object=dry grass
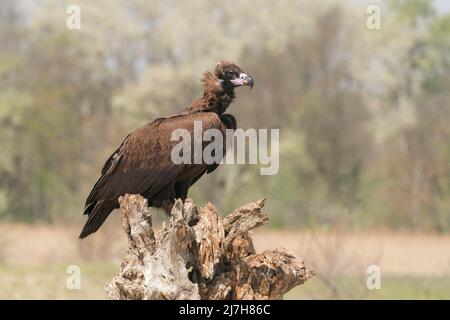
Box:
[252,229,450,276]
[1,222,449,275]
[0,220,449,299]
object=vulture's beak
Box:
[231,73,254,89]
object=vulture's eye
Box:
[226,70,236,78]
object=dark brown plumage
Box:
[79,61,254,238]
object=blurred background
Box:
[0,0,449,299]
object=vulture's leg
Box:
[174,180,191,201]
[161,199,175,215]
[149,182,176,215]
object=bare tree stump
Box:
[105,194,314,300]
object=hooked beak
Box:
[230,73,254,89]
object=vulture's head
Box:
[214,61,254,91]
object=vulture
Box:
[79,61,254,238]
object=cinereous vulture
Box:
[80,61,254,238]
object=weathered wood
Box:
[105,194,314,300]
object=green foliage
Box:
[286,275,450,299]
[0,0,449,231]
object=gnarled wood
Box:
[105,194,314,300]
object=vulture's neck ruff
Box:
[187,71,236,115]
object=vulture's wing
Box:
[80,112,224,238]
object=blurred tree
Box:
[0,0,448,232]
[375,0,450,231]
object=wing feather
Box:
[83,111,225,222]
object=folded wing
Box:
[80,112,225,238]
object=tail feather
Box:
[79,200,115,239]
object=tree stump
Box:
[105,194,314,300]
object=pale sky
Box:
[434,0,450,14]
